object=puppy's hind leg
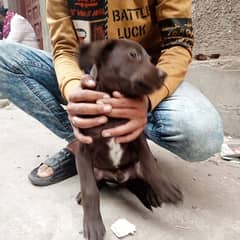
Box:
[138,135,183,205]
[125,179,162,211]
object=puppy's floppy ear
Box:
[98,40,117,64]
[78,41,105,72]
[78,40,117,72]
[79,42,100,73]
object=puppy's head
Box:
[79,39,166,97]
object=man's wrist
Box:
[63,79,81,101]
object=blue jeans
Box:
[0,41,224,161]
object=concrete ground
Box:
[0,105,240,240]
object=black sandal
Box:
[28,148,77,186]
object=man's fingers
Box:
[80,77,96,89]
[97,98,139,108]
[97,96,145,109]
[71,116,108,129]
[72,126,93,144]
[115,127,144,143]
[102,120,145,138]
[67,102,112,115]
[112,91,124,98]
[69,89,110,103]
[107,108,147,119]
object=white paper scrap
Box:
[111,218,136,238]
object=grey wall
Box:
[192,0,240,56]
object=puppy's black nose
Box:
[158,69,167,80]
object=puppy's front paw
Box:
[83,214,106,240]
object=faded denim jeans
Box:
[0,41,224,161]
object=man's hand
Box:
[97,91,149,143]
[67,77,112,144]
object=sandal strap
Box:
[43,148,75,170]
[28,148,77,186]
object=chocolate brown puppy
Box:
[75,39,183,240]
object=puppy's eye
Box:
[128,49,138,59]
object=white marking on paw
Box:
[107,138,123,168]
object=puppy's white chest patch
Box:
[107,138,123,167]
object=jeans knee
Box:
[0,40,9,50]
[0,41,21,76]
[177,112,224,161]
[146,104,224,162]
[0,41,18,57]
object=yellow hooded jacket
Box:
[46,0,193,110]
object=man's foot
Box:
[28,141,78,186]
